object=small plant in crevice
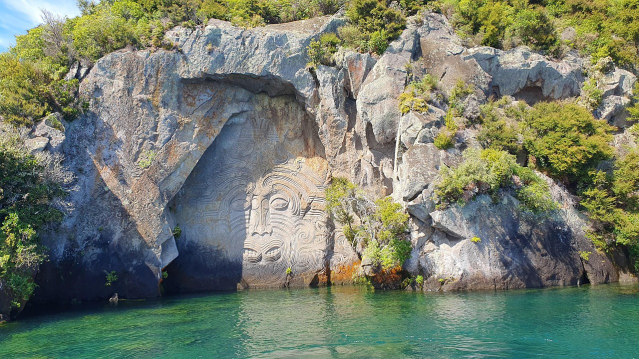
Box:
[162,271,169,279]
[138,150,156,169]
[471,236,481,243]
[286,267,292,276]
[105,271,118,286]
[172,225,182,239]
[307,32,340,68]
[579,251,592,261]
[398,73,437,115]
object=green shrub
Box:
[172,225,182,239]
[398,74,438,114]
[449,79,474,111]
[138,150,156,169]
[581,78,604,110]
[579,251,591,261]
[326,177,411,271]
[524,102,614,183]
[434,131,455,150]
[345,0,407,55]
[477,101,523,154]
[436,148,556,213]
[307,32,340,67]
[105,271,118,286]
[510,7,558,51]
[0,129,66,308]
[338,24,366,49]
[471,236,481,243]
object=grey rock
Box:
[417,182,618,291]
[467,47,584,102]
[595,95,630,123]
[418,13,491,99]
[395,143,461,201]
[357,24,418,145]
[25,137,49,152]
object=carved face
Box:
[172,108,328,286]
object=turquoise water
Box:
[1,284,638,358]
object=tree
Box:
[326,177,410,271]
[0,126,69,309]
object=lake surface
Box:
[1,284,638,358]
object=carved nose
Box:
[249,197,272,235]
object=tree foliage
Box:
[0,128,67,308]
[326,177,410,271]
[524,102,614,183]
[436,148,557,214]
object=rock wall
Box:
[10,11,633,312]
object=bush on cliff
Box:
[326,177,410,272]
[523,102,614,184]
[436,148,557,214]
[0,126,68,309]
[436,0,639,66]
[580,147,639,270]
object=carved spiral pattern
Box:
[171,96,329,287]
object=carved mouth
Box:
[262,246,281,262]
[243,248,262,263]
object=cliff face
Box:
[12,11,635,310]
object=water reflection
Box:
[1,285,639,358]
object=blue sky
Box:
[0,0,80,52]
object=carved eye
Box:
[230,196,251,211]
[270,196,289,211]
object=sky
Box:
[0,0,80,52]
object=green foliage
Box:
[471,236,481,243]
[581,78,604,110]
[579,251,591,261]
[307,33,340,67]
[579,145,639,267]
[344,0,407,55]
[434,108,458,150]
[436,148,557,213]
[524,102,614,183]
[286,267,292,275]
[172,225,182,239]
[0,130,66,308]
[0,54,53,127]
[162,270,169,279]
[444,0,639,64]
[105,271,118,286]
[326,177,411,271]
[510,6,558,51]
[399,74,437,114]
[415,274,424,285]
[449,79,474,111]
[628,83,639,122]
[477,100,523,154]
[434,131,455,150]
[138,150,156,169]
